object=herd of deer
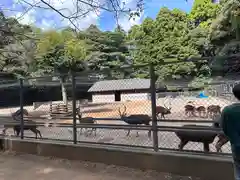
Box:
[184,101,221,118]
[1,103,229,153]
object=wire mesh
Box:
[0,64,237,155]
[157,129,231,154]
[156,83,234,154]
[75,125,153,147]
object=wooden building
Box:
[88,78,153,103]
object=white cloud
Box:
[118,10,144,31]
[14,9,36,25]
[118,0,144,31]
[7,0,142,31]
[12,0,102,30]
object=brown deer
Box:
[156,102,172,119]
[14,120,42,139]
[207,105,221,118]
[76,107,97,136]
[184,101,196,117]
[196,106,206,118]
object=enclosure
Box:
[0,62,237,156]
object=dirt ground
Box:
[60,96,233,124]
[0,152,201,180]
[0,96,233,124]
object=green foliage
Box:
[189,0,220,28]
[0,0,239,89]
[128,7,201,82]
[35,30,88,74]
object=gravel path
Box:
[0,152,201,180]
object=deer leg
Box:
[89,128,93,135]
[94,128,97,136]
[161,114,165,119]
[216,137,228,153]
[85,128,90,137]
[37,129,42,139]
[2,128,6,135]
[126,129,130,136]
[203,142,210,152]
[148,130,151,138]
[30,128,38,139]
[15,129,19,136]
[178,139,188,150]
[136,129,139,137]
[215,142,222,153]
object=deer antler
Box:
[118,107,122,116]
[118,104,127,116]
[163,97,169,109]
[123,104,127,114]
[163,96,172,110]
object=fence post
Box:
[71,72,77,144]
[19,78,24,139]
[150,64,158,151]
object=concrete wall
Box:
[92,94,115,103]
[121,93,150,102]
[0,137,234,180]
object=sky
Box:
[0,0,194,32]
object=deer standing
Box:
[77,108,97,136]
[184,101,196,117]
[196,106,206,118]
[207,105,221,118]
[156,98,172,119]
[118,105,151,137]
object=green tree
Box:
[128,8,199,81]
[209,0,240,76]
[0,11,36,78]
[82,25,129,79]
[35,30,88,104]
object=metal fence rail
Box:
[0,120,231,155]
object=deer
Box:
[156,106,171,119]
[156,98,172,119]
[13,120,42,139]
[68,108,96,137]
[2,108,42,139]
[118,105,152,137]
[207,105,221,118]
[175,121,220,152]
[76,109,97,136]
[184,101,196,117]
[2,108,28,135]
[196,106,206,118]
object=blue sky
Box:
[0,0,194,31]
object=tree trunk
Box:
[60,76,68,105]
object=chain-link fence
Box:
[0,63,236,155]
